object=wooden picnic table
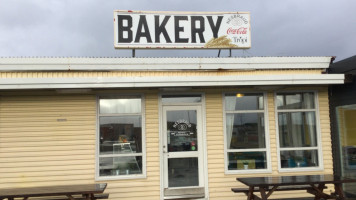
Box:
[236,174,356,200]
[0,183,108,200]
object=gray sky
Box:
[0,0,355,61]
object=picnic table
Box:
[233,174,356,200]
[0,183,108,200]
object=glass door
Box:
[162,106,204,189]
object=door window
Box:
[163,107,203,189]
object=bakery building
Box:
[0,11,347,200]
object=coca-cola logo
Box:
[227,27,247,35]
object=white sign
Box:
[114,11,251,49]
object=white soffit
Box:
[0,74,344,89]
[0,57,333,71]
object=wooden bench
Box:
[232,185,327,200]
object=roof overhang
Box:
[0,57,334,71]
[0,74,344,90]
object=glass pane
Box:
[99,156,142,176]
[228,152,267,170]
[278,112,317,148]
[167,110,198,152]
[168,158,198,187]
[225,93,264,111]
[335,104,356,196]
[162,95,202,104]
[226,113,265,149]
[100,97,141,114]
[280,150,318,168]
[277,92,315,110]
[100,116,142,155]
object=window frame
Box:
[223,92,271,174]
[95,94,146,181]
[275,91,324,172]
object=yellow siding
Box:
[0,85,333,199]
[0,95,96,189]
[0,92,161,200]
[205,87,333,200]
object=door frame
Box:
[159,93,209,200]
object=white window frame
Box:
[275,91,324,172]
[223,92,271,174]
[95,94,146,181]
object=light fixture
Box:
[236,93,244,98]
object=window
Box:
[97,95,145,179]
[276,92,321,170]
[335,104,356,195]
[224,93,269,173]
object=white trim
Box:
[158,93,209,200]
[161,105,204,189]
[0,57,333,71]
[275,91,324,172]
[223,92,272,174]
[95,94,147,181]
[0,74,344,90]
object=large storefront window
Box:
[97,95,145,179]
[276,92,321,170]
[224,93,269,173]
[335,104,356,197]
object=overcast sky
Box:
[0,0,355,61]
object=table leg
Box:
[334,183,346,200]
[259,187,268,200]
[309,183,332,200]
[247,186,254,200]
[83,194,90,200]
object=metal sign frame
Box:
[114,10,251,49]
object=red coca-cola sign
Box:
[227,27,247,35]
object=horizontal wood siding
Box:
[0,95,97,189]
[205,87,333,200]
[0,85,333,200]
[0,92,161,200]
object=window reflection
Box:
[98,96,143,178]
[167,110,198,152]
[278,112,317,148]
[100,116,142,155]
[335,104,356,196]
[225,93,264,111]
[277,92,315,109]
[277,92,320,169]
[100,97,141,114]
[227,113,265,149]
[280,150,318,168]
[225,93,267,171]
[228,152,267,170]
[99,156,142,176]
[168,158,199,187]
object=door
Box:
[162,105,205,198]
